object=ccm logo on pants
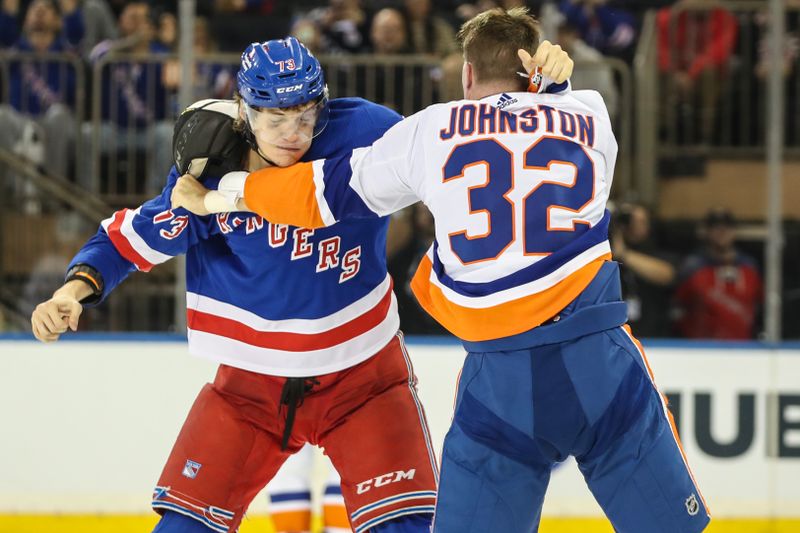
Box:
[356,469,416,494]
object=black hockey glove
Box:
[173,105,248,181]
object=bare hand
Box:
[31,294,82,343]
[518,41,574,84]
[171,174,211,215]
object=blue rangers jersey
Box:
[69,98,403,376]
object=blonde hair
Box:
[457,7,541,91]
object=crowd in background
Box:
[0,0,797,340]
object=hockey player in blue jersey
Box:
[30,37,445,533]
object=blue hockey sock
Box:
[369,513,433,533]
[152,511,217,533]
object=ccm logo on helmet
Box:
[356,469,416,494]
[276,84,304,94]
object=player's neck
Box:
[247,149,272,171]
[468,82,522,101]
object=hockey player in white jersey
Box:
[173,7,711,533]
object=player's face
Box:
[245,100,324,166]
[707,223,735,251]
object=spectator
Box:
[402,0,463,107]
[82,1,173,194]
[557,21,618,119]
[558,0,637,61]
[657,0,737,145]
[18,0,85,48]
[370,7,410,54]
[402,0,458,57]
[611,203,676,338]
[0,0,80,189]
[162,16,236,103]
[80,0,118,53]
[309,0,370,54]
[365,7,440,114]
[673,208,763,340]
[290,15,324,55]
[156,9,177,51]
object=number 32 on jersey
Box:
[443,136,598,264]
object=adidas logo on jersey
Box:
[496,93,518,110]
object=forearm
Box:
[54,279,95,302]
[620,249,676,286]
[202,188,253,214]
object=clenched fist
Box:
[31,289,84,343]
[519,40,574,85]
[171,173,211,216]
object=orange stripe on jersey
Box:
[323,504,350,529]
[271,509,312,532]
[243,162,325,229]
[410,254,611,342]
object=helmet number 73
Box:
[277,59,296,72]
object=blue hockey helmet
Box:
[237,37,327,109]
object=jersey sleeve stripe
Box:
[243,162,326,228]
[101,208,172,272]
[312,158,337,226]
[410,254,610,342]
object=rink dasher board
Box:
[0,336,798,519]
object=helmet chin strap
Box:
[242,123,279,168]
